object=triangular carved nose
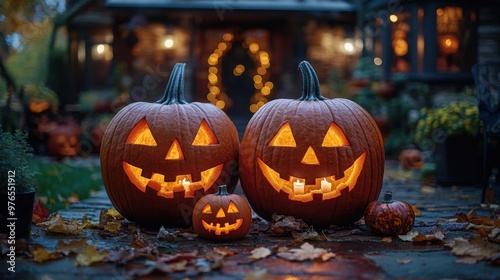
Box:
[301,146,320,165]
[165,138,184,160]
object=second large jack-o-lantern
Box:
[100,63,239,228]
[239,61,384,227]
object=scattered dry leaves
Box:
[268,214,309,236]
[156,226,176,241]
[99,209,123,233]
[456,209,493,226]
[292,226,326,241]
[32,198,51,224]
[249,247,272,260]
[75,245,109,266]
[277,242,335,261]
[398,230,446,243]
[32,245,63,263]
[213,247,237,257]
[55,239,89,255]
[37,214,92,234]
[445,236,500,264]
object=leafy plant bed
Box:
[29,156,103,212]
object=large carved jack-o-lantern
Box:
[192,185,252,241]
[100,63,239,228]
[239,61,385,228]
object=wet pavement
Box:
[1,160,500,279]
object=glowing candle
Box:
[181,178,190,189]
[321,178,332,192]
[293,180,305,194]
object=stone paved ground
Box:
[1,160,500,279]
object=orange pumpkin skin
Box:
[192,185,252,241]
[239,61,384,228]
[364,191,415,236]
[100,63,239,228]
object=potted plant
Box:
[415,95,481,185]
[0,126,37,238]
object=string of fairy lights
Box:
[206,32,274,113]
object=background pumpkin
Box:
[192,185,252,241]
[364,191,415,236]
[239,61,384,227]
[100,63,239,228]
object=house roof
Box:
[104,0,355,12]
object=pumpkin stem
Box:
[156,63,188,105]
[215,185,229,196]
[297,61,327,101]
[382,191,394,203]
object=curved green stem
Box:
[297,60,327,101]
[156,63,188,105]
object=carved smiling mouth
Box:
[201,219,243,235]
[256,152,366,202]
[122,161,223,198]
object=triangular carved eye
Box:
[192,119,218,146]
[126,118,157,146]
[268,122,296,147]
[202,203,212,214]
[227,201,239,213]
[322,122,350,147]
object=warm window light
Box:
[92,43,112,60]
[343,41,355,54]
[341,38,360,55]
[164,37,174,49]
[390,14,398,22]
[96,44,105,54]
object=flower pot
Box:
[433,135,482,186]
[0,190,36,239]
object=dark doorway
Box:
[221,40,255,120]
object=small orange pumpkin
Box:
[192,185,252,241]
[364,191,415,236]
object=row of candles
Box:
[293,178,332,194]
[179,177,331,194]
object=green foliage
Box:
[6,23,52,87]
[24,84,59,106]
[0,126,36,193]
[415,93,480,143]
[352,56,381,81]
[29,157,103,211]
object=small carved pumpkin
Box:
[47,119,81,157]
[239,61,384,227]
[100,63,239,228]
[192,185,252,241]
[364,191,415,236]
